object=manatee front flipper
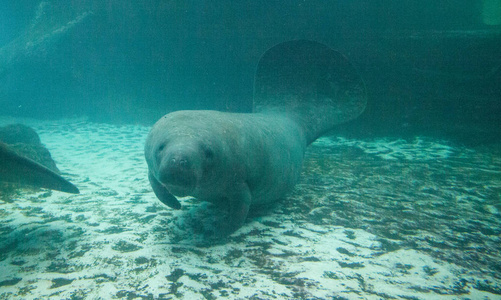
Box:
[148,171,181,209]
[0,142,79,194]
[222,184,252,235]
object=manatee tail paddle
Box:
[0,142,79,194]
[253,40,367,145]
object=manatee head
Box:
[145,112,217,197]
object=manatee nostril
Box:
[179,159,187,167]
[168,157,189,169]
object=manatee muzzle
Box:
[158,149,199,195]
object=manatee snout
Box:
[156,143,201,195]
[160,154,193,183]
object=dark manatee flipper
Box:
[148,171,181,209]
[145,40,366,236]
[0,142,79,194]
[254,40,367,144]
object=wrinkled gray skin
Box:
[145,111,306,233]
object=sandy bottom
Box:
[0,117,500,299]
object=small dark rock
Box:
[0,278,22,287]
[338,261,364,269]
[166,268,185,282]
[111,240,142,253]
[50,278,74,289]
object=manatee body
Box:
[145,111,306,230]
[145,40,366,234]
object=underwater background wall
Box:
[1,0,500,144]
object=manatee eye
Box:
[204,148,214,159]
[157,143,166,152]
[200,144,214,159]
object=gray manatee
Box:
[144,40,366,234]
[0,142,79,194]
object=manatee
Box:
[144,40,366,234]
[0,141,79,194]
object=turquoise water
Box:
[1,1,500,299]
